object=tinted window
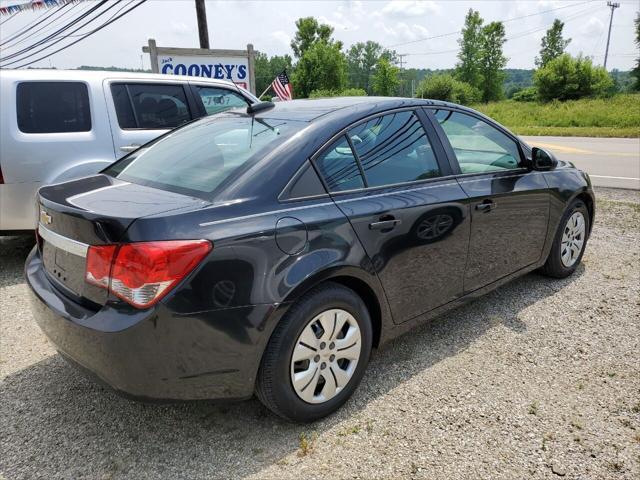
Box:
[348,111,440,187]
[315,136,365,192]
[104,116,304,197]
[110,84,136,128]
[195,86,248,115]
[433,110,522,173]
[17,82,91,133]
[111,83,192,129]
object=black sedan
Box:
[26,97,594,422]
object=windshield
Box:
[104,115,305,198]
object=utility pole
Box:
[397,53,407,96]
[603,1,620,70]
[195,0,210,49]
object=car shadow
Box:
[0,265,584,479]
[0,235,34,288]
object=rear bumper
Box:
[25,247,281,401]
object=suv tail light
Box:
[85,240,212,308]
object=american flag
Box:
[271,70,293,101]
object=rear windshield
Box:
[104,115,305,198]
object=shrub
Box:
[415,74,480,105]
[338,88,368,96]
[309,88,367,98]
[534,54,614,102]
[512,87,538,102]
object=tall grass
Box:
[471,94,640,137]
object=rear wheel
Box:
[541,199,590,278]
[256,283,372,423]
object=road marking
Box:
[589,175,640,181]
[531,142,592,154]
[529,142,638,157]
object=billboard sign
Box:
[143,39,256,94]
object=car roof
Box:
[0,68,256,96]
[245,96,456,123]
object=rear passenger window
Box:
[314,136,365,192]
[348,111,440,187]
[110,83,192,129]
[17,82,91,133]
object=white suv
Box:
[0,69,258,233]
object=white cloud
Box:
[271,30,291,48]
[380,1,440,18]
[580,17,604,37]
[170,22,191,37]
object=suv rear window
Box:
[17,82,91,133]
[104,115,305,198]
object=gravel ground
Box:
[1,187,638,480]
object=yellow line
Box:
[530,142,638,157]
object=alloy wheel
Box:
[290,309,362,404]
[561,211,586,267]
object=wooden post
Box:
[146,38,159,73]
[195,0,210,49]
[247,43,256,95]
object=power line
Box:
[385,0,594,49]
[1,1,115,66]
[1,1,88,50]
[404,6,595,58]
[0,2,72,47]
[10,0,148,69]
[0,11,19,27]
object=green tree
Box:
[290,17,339,59]
[536,19,571,68]
[292,41,347,98]
[346,41,395,94]
[254,52,293,97]
[479,21,507,102]
[371,57,400,96]
[415,74,480,105]
[534,54,614,101]
[633,12,640,90]
[455,9,484,89]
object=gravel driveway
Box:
[1,187,638,480]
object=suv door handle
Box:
[120,144,141,153]
[476,200,497,212]
[369,218,401,230]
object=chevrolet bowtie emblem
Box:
[40,210,52,225]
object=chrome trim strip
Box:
[38,224,89,258]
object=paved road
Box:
[521,136,640,190]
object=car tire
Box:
[255,282,373,423]
[541,199,590,279]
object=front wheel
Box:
[256,283,372,423]
[541,199,590,278]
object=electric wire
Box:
[10,0,147,69]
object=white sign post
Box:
[143,39,256,94]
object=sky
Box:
[0,0,637,71]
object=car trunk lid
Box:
[37,174,210,306]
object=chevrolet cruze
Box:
[26,97,594,422]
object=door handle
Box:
[119,144,141,153]
[476,201,497,212]
[369,218,401,230]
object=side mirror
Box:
[531,147,558,171]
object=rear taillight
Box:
[85,240,212,308]
[0,165,4,184]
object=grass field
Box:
[472,93,640,138]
